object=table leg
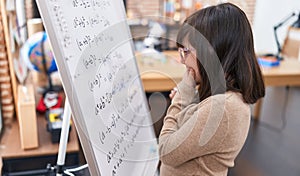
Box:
[253,98,263,120]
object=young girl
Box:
[159,3,265,176]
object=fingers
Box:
[183,68,196,87]
[184,68,195,79]
[188,68,195,79]
[169,90,176,99]
[169,87,178,99]
[169,91,175,99]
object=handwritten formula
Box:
[39,0,158,175]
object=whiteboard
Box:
[35,1,159,175]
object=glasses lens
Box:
[179,48,184,60]
[178,47,190,61]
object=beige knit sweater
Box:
[159,81,251,176]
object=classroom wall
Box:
[253,0,300,54]
[201,0,256,23]
[126,0,256,22]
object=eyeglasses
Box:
[178,47,194,62]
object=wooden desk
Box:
[0,114,79,173]
[253,59,300,119]
[137,51,185,92]
[137,51,300,119]
[261,59,300,86]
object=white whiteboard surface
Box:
[36,1,158,175]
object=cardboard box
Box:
[17,84,39,149]
[282,27,300,59]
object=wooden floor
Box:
[229,87,300,176]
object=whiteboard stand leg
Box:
[56,98,71,176]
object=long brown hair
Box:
[176,3,265,104]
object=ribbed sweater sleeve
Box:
[159,82,228,167]
[159,80,198,137]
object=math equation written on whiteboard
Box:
[40,0,159,175]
